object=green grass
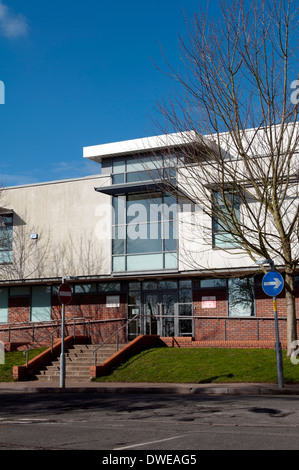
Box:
[94,347,299,384]
[0,348,47,382]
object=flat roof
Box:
[4,173,104,190]
[83,130,199,163]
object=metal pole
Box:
[60,302,66,388]
[270,262,284,389]
[273,295,284,388]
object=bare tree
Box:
[149,0,299,355]
[51,231,106,278]
[0,213,52,281]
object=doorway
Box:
[127,280,193,340]
[143,291,178,337]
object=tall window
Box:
[0,214,13,263]
[112,193,177,271]
[0,288,8,323]
[31,286,51,322]
[212,191,240,248]
[228,278,255,317]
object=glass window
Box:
[179,288,193,303]
[200,279,227,288]
[0,214,13,264]
[142,281,158,290]
[74,284,97,294]
[127,253,163,271]
[228,278,255,317]
[113,159,125,174]
[31,286,51,322]
[179,304,192,316]
[112,226,125,254]
[129,282,141,291]
[128,292,141,305]
[113,196,126,225]
[112,256,126,272]
[163,221,177,252]
[212,191,240,248]
[111,154,176,184]
[126,155,162,172]
[164,252,178,269]
[112,174,125,184]
[127,223,162,254]
[158,280,178,290]
[179,280,192,289]
[127,194,163,223]
[0,288,8,323]
[10,286,30,297]
[98,282,121,292]
[112,193,178,272]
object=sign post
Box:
[262,268,284,388]
[58,281,73,388]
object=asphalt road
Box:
[0,391,299,453]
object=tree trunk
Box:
[285,272,297,357]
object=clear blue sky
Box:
[0,0,220,187]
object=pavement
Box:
[0,380,299,395]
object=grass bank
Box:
[2,347,299,384]
[94,347,299,384]
[0,348,46,382]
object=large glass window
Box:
[0,214,13,263]
[31,286,51,322]
[112,193,178,272]
[228,278,255,317]
[0,288,8,323]
[111,154,177,185]
[212,191,240,248]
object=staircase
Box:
[34,343,126,382]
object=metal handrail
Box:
[23,316,88,367]
[93,314,139,366]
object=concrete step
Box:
[34,343,127,382]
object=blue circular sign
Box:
[262,271,284,296]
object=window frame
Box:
[111,153,177,185]
[0,213,13,264]
[112,193,178,272]
[227,277,256,317]
[212,190,240,249]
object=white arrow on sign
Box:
[264,278,283,289]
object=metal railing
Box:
[93,314,139,366]
[0,320,61,344]
[23,316,90,367]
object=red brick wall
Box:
[0,280,298,348]
[192,283,299,344]
[0,292,127,347]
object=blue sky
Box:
[0,0,217,187]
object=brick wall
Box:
[0,291,127,348]
[192,283,299,344]
[0,280,298,349]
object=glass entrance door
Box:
[128,280,193,339]
[144,293,158,335]
[143,291,178,337]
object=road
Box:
[0,390,298,453]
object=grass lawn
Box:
[0,348,47,382]
[94,347,299,384]
[2,347,299,384]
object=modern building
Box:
[0,131,298,349]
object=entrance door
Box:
[143,291,178,337]
[143,293,158,335]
